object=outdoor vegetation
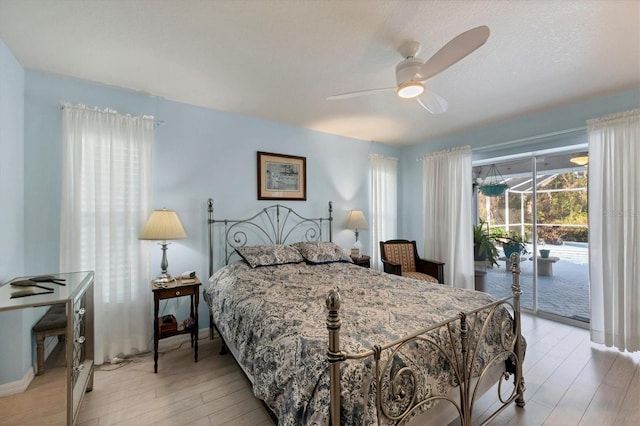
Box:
[473,218,500,267]
[473,218,529,268]
[478,171,588,244]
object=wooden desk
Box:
[152,277,201,373]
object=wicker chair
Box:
[380,239,445,284]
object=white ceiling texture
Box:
[0,0,638,146]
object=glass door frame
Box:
[472,145,589,328]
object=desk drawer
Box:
[156,286,195,299]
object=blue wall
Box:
[24,72,398,277]
[0,40,30,386]
[0,41,24,284]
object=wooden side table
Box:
[152,276,201,373]
[351,255,370,268]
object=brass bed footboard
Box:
[326,253,526,425]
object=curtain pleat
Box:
[588,108,640,352]
[422,146,473,288]
[60,103,153,364]
[370,154,398,270]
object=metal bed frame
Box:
[205,198,526,425]
[326,270,526,425]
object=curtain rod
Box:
[473,126,586,153]
[415,126,586,161]
[58,103,165,126]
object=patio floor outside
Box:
[482,242,590,323]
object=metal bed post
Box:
[510,252,527,407]
[207,198,215,340]
[328,201,333,242]
[208,198,214,278]
[459,312,471,426]
[326,289,344,425]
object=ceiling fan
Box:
[327,26,490,114]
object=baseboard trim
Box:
[0,366,34,397]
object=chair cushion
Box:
[402,271,439,283]
[33,304,67,332]
[383,243,416,272]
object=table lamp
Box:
[345,210,368,257]
[140,209,187,283]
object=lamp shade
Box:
[345,210,368,230]
[139,210,187,241]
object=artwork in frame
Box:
[257,151,307,201]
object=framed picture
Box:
[257,151,307,201]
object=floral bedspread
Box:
[204,261,515,425]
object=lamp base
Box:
[153,242,174,287]
[153,273,174,287]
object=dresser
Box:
[0,271,95,425]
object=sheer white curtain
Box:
[370,154,398,270]
[587,109,640,352]
[60,103,154,364]
[422,146,473,288]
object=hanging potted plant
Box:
[478,164,509,197]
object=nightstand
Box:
[351,255,370,268]
[152,276,201,373]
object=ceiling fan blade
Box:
[415,25,490,81]
[326,87,395,100]
[416,90,448,114]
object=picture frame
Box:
[257,151,307,201]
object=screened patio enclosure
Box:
[473,151,589,324]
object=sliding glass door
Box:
[534,153,589,321]
[474,151,589,324]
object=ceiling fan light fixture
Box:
[397,81,424,99]
[570,155,589,166]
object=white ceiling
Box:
[1,0,638,146]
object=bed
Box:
[204,199,526,425]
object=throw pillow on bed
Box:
[236,244,305,268]
[291,241,353,264]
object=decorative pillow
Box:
[235,244,304,268]
[291,241,353,264]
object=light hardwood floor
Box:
[33,313,640,425]
[471,314,639,426]
[0,358,66,425]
